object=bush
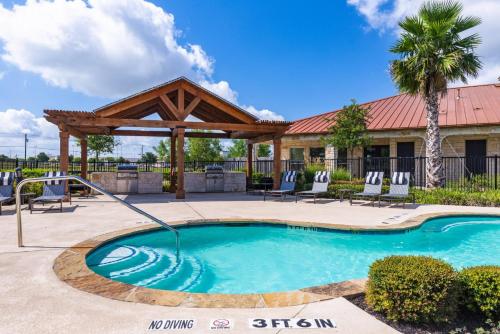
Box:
[413,189,500,207]
[303,163,325,184]
[366,255,458,324]
[330,167,352,181]
[458,266,500,319]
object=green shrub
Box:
[413,189,500,207]
[330,167,351,181]
[303,163,325,184]
[458,266,500,319]
[366,255,458,324]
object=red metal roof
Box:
[286,83,500,135]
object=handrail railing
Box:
[16,175,180,256]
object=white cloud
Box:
[199,80,285,121]
[347,0,500,85]
[0,108,60,157]
[0,0,285,121]
[0,108,57,138]
[0,0,213,98]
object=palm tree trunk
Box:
[424,88,444,188]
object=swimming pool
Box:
[86,215,500,294]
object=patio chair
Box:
[350,171,384,206]
[378,172,415,208]
[30,171,68,213]
[0,172,15,215]
[263,171,297,201]
[295,171,330,203]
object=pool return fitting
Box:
[15,175,180,257]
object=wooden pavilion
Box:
[44,77,291,199]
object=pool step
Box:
[88,246,206,292]
[146,253,204,291]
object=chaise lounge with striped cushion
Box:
[295,170,330,203]
[264,171,297,201]
[30,171,68,213]
[350,171,384,206]
[378,172,415,208]
[0,172,15,215]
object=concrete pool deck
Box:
[0,192,498,333]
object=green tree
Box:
[390,1,481,187]
[227,139,247,158]
[257,144,271,158]
[322,100,372,158]
[185,132,222,161]
[116,156,129,163]
[153,139,170,161]
[139,152,158,163]
[78,135,117,162]
[36,152,50,162]
[0,154,8,160]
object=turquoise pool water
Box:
[87,215,500,294]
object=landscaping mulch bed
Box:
[347,293,488,334]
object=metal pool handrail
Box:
[15,175,180,256]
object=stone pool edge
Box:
[53,212,495,308]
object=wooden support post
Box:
[247,142,253,181]
[273,137,282,190]
[59,130,69,174]
[169,136,176,192]
[175,128,185,199]
[80,136,88,179]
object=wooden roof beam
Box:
[180,81,256,124]
[55,116,289,133]
[159,94,182,120]
[96,81,181,117]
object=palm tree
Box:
[390,1,481,188]
[153,139,170,162]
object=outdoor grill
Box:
[116,164,138,193]
[205,165,224,192]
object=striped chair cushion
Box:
[284,171,297,183]
[314,171,328,183]
[0,172,14,186]
[44,171,66,185]
[391,172,407,185]
[365,171,381,185]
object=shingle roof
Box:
[286,83,500,135]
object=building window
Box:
[310,147,325,161]
[290,148,305,161]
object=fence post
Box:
[495,155,498,190]
[358,157,361,178]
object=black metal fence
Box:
[1,156,499,190]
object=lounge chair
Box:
[295,171,330,203]
[264,171,297,201]
[0,172,14,215]
[350,171,384,206]
[30,171,68,213]
[378,172,415,208]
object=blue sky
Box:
[0,0,498,158]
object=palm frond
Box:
[389,0,482,96]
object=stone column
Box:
[175,128,185,199]
[273,137,282,190]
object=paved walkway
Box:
[0,193,498,333]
